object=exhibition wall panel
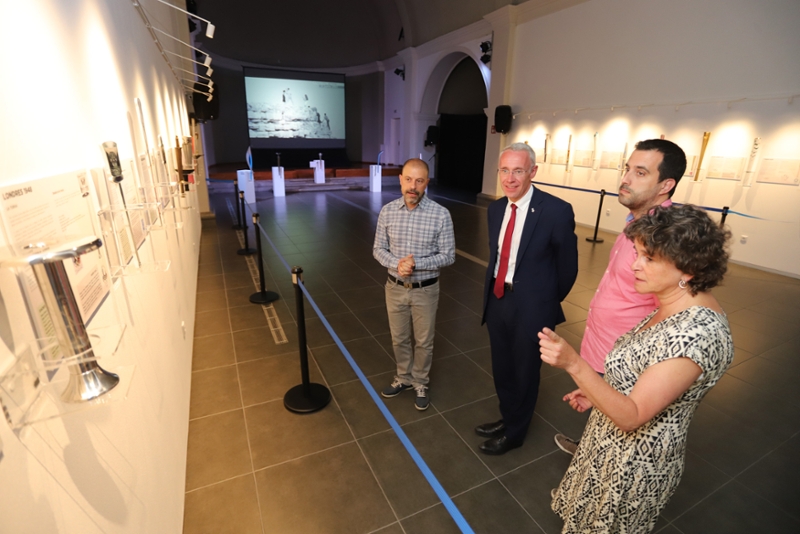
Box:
[0,0,200,532]
[507,0,800,277]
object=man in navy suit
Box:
[476,142,579,455]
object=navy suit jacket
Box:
[482,186,579,332]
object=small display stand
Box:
[272,166,286,197]
[237,170,256,204]
[370,165,382,192]
[0,236,134,428]
[310,159,325,184]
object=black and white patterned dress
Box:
[552,306,733,533]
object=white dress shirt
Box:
[493,185,534,284]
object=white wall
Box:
[504,0,800,277]
[0,0,200,531]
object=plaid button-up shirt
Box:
[373,195,455,282]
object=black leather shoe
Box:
[475,420,505,438]
[479,436,523,456]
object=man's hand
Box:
[397,254,415,277]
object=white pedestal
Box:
[271,166,285,197]
[236,170,256,204]
[370,165,382,192]
[310,160,325,184]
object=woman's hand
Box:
[563,388,593,413]
[538,327,580,372]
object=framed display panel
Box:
[572,149,594,168]
[0,170,112,323]
[599,151,624,170]
[755,158,800,185]
[706,156,746,181]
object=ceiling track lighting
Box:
[182,78,213,92]
[184,86,213,102]
[131,1,189,89]
[394,66,405,80]
[150,26,212,66]
[154,0,216,38]
[181,78,214,93]
[164,49,213,76]
[174,65,212,83]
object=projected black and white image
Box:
[245,78,345,140]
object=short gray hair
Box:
[500,142,537,168]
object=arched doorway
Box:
[435,57,488,193]
[419,51,489,193]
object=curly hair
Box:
[624,205,731,295]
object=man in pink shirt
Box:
[555,138,687,455]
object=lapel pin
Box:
[531,208,535,213]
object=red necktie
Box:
[493,204,517,299]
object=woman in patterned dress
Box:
[538,205,733,533]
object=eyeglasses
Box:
[497,168,530,177]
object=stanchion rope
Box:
[532,181,770,221]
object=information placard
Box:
[756,159,800,185]
[0,171,110,326]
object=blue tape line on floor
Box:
[249,206,474,533]
[297,281,474,534]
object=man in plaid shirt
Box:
[373,158,455,410]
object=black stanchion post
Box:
[284,266,331,414]
[249,212,280,304]
[237,191,257,256]
[232,181,243,230]
[586,189,606,244]
[720,206,730,226]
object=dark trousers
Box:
[485,289,549,443]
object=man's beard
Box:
[404,189,424,205]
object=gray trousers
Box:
[384,279,440,387]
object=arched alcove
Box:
[421,54,488,193]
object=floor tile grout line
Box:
[185,471,258,495]
[285,243,474,530]
[198,189,800,532]
[304,345,411,534]
[219,204,268,534]
[238,198,411,532]
[663,428,800,527]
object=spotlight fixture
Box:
[394,66,405,80]
[150,26,212,66]
[164,49,212,75]
[182,79,213,92]
[480,40,492,64]
[185,86,213,102]
[174,66,212,84]
[154,0,216,38]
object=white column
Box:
[271,167,285,197]
[481,5,519,199]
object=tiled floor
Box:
[183,184,800,533]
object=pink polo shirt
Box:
[580,200,672,372]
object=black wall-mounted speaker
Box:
[425,125,440,146]
[494,105,512,134]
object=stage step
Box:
[207,176,391,194]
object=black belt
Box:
[388,275,438,289]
